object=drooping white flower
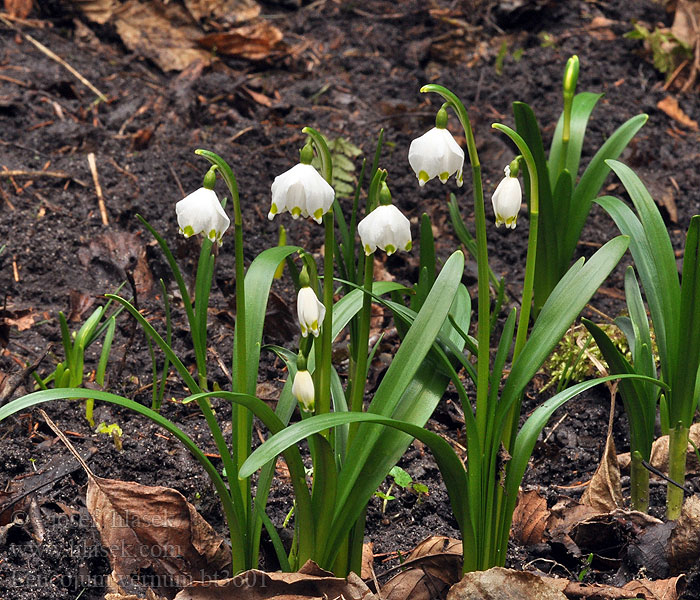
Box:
[292,369,315,412]
[269,163,335,224]
[176,187,230,245]
[297,286,325,338]
[408,127,464,188]
[491,165,522,229]
[357,204,412,256]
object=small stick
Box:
[0,15,107,103]
[0,169,75,179]
[87,153,108,225]
[12,257,19,282]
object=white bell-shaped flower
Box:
[292,369,315,412]
[358,204,412,256]
[297,286,325,338]
[176,187,230,245]
[491,165,522,229]
[408,127,464,188]
[269,163,335,224]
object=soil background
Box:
[1,0,700,599]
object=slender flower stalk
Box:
[302,127,335,420]
[193,149,250,528]
[420,86,490,446]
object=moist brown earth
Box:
[1,1,700,599]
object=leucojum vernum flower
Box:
[408,106,464,187]
[357,180,412,256]
[268,141,335,223]
[176,166,230,245]
[491,162,522,229]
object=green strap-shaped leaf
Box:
[561,114,647,265]
[548,92,603,188]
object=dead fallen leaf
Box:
[671,0,700,47]
[657,96,699,131]
[41,412,231,589]
[660,186,679,224]
[511,488,549,546]
[360,541,374,581]
[381,537,462,600]
[623,575,685,600]
[581,428,623,512]
[1,308,36,333]
[4,0,33,18]
[69,0,115,24]
[546,498,599,557]
[447,567,568,600]
[78,231,154,298]
[183,0,260,23]
[67,290,96,323]
[619,422,700,475]
[114,0,211,72]
[197,21,285,60]
[173,560,379,599]
[625,521,675,579]
[668,495,700,574]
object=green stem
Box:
[630,450,650,513]
[421,85,490,446]
[348,251,374,444]
[193,149,251,550]
[667,422,688,519]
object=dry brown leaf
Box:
[183,0,259,23]
[360,541,374,580]
[197,21,284,60]
[173,560,378,599]
[2,308,36,332]
[381,537,463,600]
[671,0,700,47]
[511,489,549,546]
[546,497,599,557]
[40,412,231,589]
[447,567,568,600]
[581,429,623,512]
[69,0,115,24]
[114,0,211,72]
[668,495,700,574]
[648,422,700,475]
[623,575,685,600]
[657,96,699,131]
[68,290,96,323]
[4,0,32,18]
[563,580,653,599]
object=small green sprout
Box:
[578,553,593,582]
[96,422,123,451]
[377,466,429,514]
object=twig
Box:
[641,459,695,494]
[0,14,108,102]
[0,169,84,185]
[87,153,108,225]
[0,346,51,407]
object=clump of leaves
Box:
[311,137,362,198]
[542,323,634,393]
[625,22,693,77]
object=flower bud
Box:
[297,286,325,338]
[491,165,522,230]
[292,369,315,412]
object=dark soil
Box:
[1,0,700,599]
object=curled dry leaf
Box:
[668,495,700,574]
[511,488,549,546]
[622,575,685,600]
[173,560,378,600]
[446,567,568,600]
[657,96,699,131]
[360,541,374,581]
[581,429,623,513]
[69,0,115,24]
[40,411,231,589]
[197,21,285,60]
[4,0,33,19]
[620,422,700,475]
[114,0,211,72]
[380,537,463,600]
[183,0,260,23]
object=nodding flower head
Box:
[357,203,412,256]
[269,163,335,224]
[491,165,522,230]
[297,286,325,338]
[292,369,315,412]
[176,187,230,245]
[408,109,464,188]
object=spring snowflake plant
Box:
[0,126,469,577]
